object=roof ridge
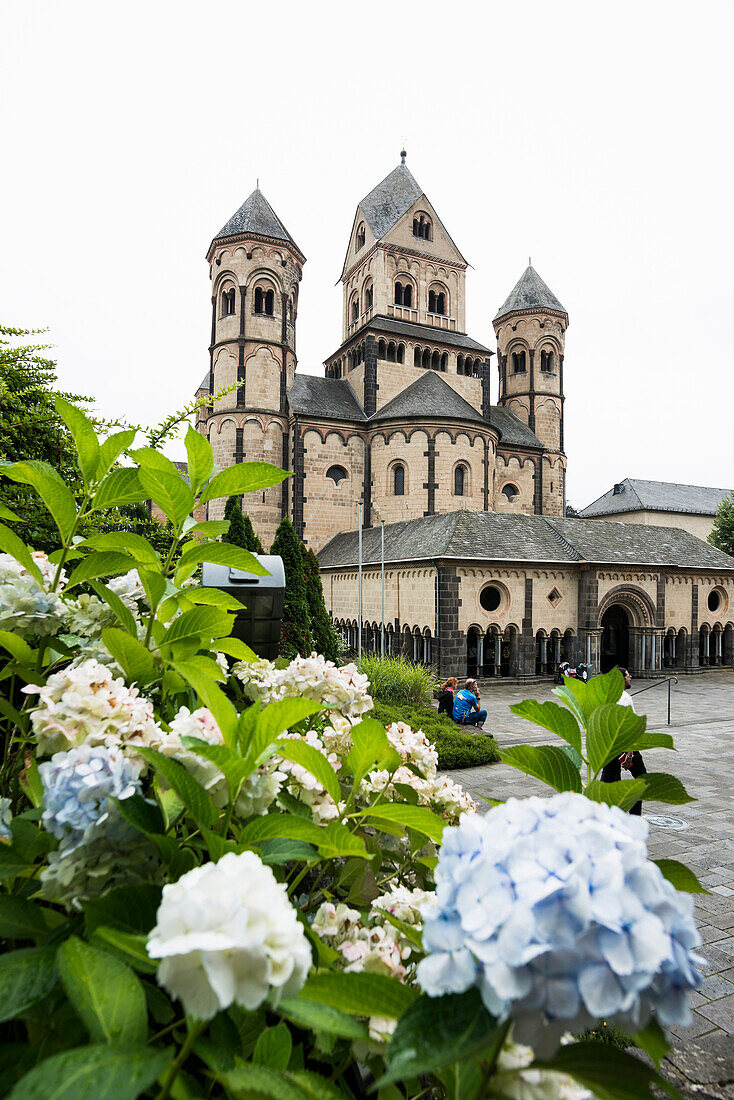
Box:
[543,517,583,561]
[371,371,484,423]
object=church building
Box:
[195,155,734,679]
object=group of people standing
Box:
[436,677,488,731]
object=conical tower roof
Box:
[210,188,303,257]
[494,265,566,321]
[358,162,424,241]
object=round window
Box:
[480,585,502,613]
[708,589,721,612]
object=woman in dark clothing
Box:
[436,677,459,717]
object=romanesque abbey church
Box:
[195,155,734,680]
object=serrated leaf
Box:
[640,772,695,805]
[273,737,342,803]
[253,1022,292,1071]
[179,736,247,795]
[115,793,166,836]
[135,748,219,829]
[162,605,233,649]
[276,996,369,1039]
[344,718,402,787]
[91,468,148,511]
[532,1040,681,1100]
[0,946,57,1023]
[66,551,137,590]
[89,926,157,974]
[0,522,45,585]
[87,581,137,636]
[83,884,162,935]
[560,668,625,720]
[586,704,649,777]
[242,698,323,768]
[184,424,214,493]
[654,859,708,893]
[257,838,319,864]
[57,936,147,1045]
[80,532,158,564]
[180,586,246,611]
[0,895,52,940]
[176,539,267,576]
[240,813,368,859]
[55,397,100,486]
[499,744,583,793]
[199,460,291,505]
[298,971,417,1018]
[220,1063,309,1100]
[0,631,35,664]
[185,519,229,538]
[0,501,20,520]
[172,660,239,744]
[137,567,166,608]
[510,698,582,753]
[356,802,446,843]
[7,1043,171,1100]
[136,467,194,526]
[1,460,77,540]
[585,778,648,812]
[96,429,137,479]
[101,628,157,685]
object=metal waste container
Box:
[201,555,285,660]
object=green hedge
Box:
[370,702,499,771]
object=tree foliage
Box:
[270,516,311,657]
[223,495,264,553]
[709,492,734,558]
[301,543,339,661]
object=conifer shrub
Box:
[270,516,312,657]
[223,495,265,553]
[300,544,338,661]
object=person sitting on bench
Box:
[452,679,487,730]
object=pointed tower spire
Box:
[494,264,567,322]
[208,187,304,260]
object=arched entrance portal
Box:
[600,605,630,673]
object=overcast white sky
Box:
[1,0,732,510]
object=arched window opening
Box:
[394,281,403,305]
[356,223,365,251]
[436,292,446,315]
[428,289,436,313]
[326,465,348,485]
[264,289,274,315]
[501,483,519,501]
[412,214,432,241]
[422,348,431,369]
[540,349,554,372]
[414,346,422,368]
[350,295,359,323]
[403,283,412,307]
[512,351,526,373]
[440,352,448,372]
[397,343,405,364]
[378,339,387,359]
[222,287,236,316]
[387,341,396,362]
[431,350,440,371]
[254,286,275,316]
[457,354,465,375]
[393,464,405,496]
[454,465,466,496]
[364,282,373,311]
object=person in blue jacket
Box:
[452,679,487,730]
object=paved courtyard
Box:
[450,672,734,1054]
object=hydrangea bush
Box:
[0,398,703,1099]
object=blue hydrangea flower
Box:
[417,794,704,1053]
[0,796,12,840]
[39,744,142,853]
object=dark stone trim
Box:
[483,439,489,511]
[239,286,246,337]
[656,575,666,629]
[281,429,289,520]
[209,296,216,394]
[578,569,599,630]
[292,418,306,540]
[424,437,437,516]
[364,335,378,417]
[690,583,699,666]
[280,349,287,414]
[533,455,543,515]
[559,353,565,453]
[436,564,463,679]
[481,357,492,421]
[234,427,244,464]
[281,294,288,343]
[237,342,245,407]
[363,439,372,528]
[520,577,535,678]
[528,348,536,432]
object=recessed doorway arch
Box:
[600,604,630,673]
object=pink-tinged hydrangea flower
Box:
[24,658,163,760]
[0,552,67,636]
[148,851,311,1020]
[417,794,705,1054]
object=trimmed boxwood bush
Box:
[370,702,499,771]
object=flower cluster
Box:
[234,652,372,716]
[278,727,345,823]
[417,793,704,1053]
[148,851,311,1020]
[491,1037,593,1100]
[0,552,66,637]
[24,658,162,761]
[0,796,12,841]
[39,743,142,852]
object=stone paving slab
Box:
[447,672,734,1062]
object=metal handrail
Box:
[630,676,679,725]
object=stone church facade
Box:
[195,156,734,679]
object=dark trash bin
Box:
[201,555,285,660]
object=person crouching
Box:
[452,679,488,731]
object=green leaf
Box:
[585,778,648,812]
[560,667,625,720]
[356,802,446,843]
[1,460,77,540]
[0,501,20,521]
[253,1023,292,1071]
[344,718,402,787]
[172,660,239,744]
[184,425,214,494]
[0,895,52,940]
[19,757,44,808]
[558,742,584,771]
[136,467,194,526]
[298,971,417,1018]
[586,704,649,777]
[161,605,233,649]
[0,523,45,584]
[274,737,342,803]
[199,460,291,505]
[633,1018,670,1068]
[179,585,246,611]
[57,936,147,1045]
[179,736,246,794]
[498,744,583,793]
[241,813,368,859]
[137,567,166,609]
[80,532,158,564]
[96,429,137,480]
[55,397,100,486]
[88,581,137,636]
[532,1040,681,1100]
[635,732,675,752]
[0,946,57,1023]
[92,468,148,511]
[377,988,503,1088]
[7,1044,171,1100]
[285,1070,352,1100]
[129,447,181,474]
[89,927,157,974]
[276,996,369,1040]
[176,539,268,577]
[257,838,319,865]
[654,859,708,893]
[220,1064,309,1100]
[100,628,157,685]
[184,519,229,538]
[66,551,137,590]
[241,698,324,768]
[114,793,166,836]
[639,772,695,805]
[83,884,162,935]
[213,637,257,661]
[509,699,582,753]
[0,631,35,665]
[135,748,219,829]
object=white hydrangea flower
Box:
[235,763,285,818]
[107,569,147,608]
[159,706,229,806]
[233,653,373,717]
[277,729,344,823]
[491,1038,593,1100]
[232,657,285,703]
[372,884,433,926]
[24,658,163,761]
[0,796,12,840]
[148,851,312,1020]
[0,552,67,636]
[63,593,118,639]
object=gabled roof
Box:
[358,164,424,241]
[288,375,367,422]
[579,479,731,518]
[494,265,567,322]
[318,510,734,572]
[210,188,303,257]
[373,371,485,424]
[487,406,542,449]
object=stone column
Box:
[436,565,464,679]
[519,578,535,680]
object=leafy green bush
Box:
[357,654,438,708]
[370,702,499,770]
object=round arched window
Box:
[501,483,519,501]
[708,589,722,612]
[326,465,348,485]
[480,585,502,613]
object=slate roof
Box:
[318,510,734,571]
[211,188,303,255]
[495,265,567,321]
[197,372,210,391]
[358,164,424,241]
[579,479,731,518]
[366,315,492,355]
[288,375,366,421]
[374,372,485,424]
[487,406,542,449]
